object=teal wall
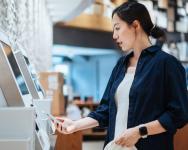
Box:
[70,53,121,102]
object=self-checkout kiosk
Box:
[13,48,53,141]
[0,31,52,150]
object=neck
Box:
[133,33,151,59]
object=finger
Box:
[119,142,129,148]
[122,143,128,148]
[61,127,67,134]
[56,122,65,133]
[115,137,123,145]
[53,121,65,134]
[117,137,129,147]
[57,123,62,132]
[122,140,129,147]
[114,139,120,145]
[119,139,126,147]
[124,143,132,148]
[59,122,70,134]
[126,142,134,147]
[54,122,58,129]
[122,140,132,148]
[55,126,61,133]
[114,137,121,144]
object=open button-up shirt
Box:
[88,45,188,150]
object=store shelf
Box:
[73,101,99,110]
[180,60,188,63]
[83,128,107,141]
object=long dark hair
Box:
[112,1,165,40]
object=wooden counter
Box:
[55,131,82,150]
[174,124,188,150]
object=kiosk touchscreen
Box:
[23,55,45,97]
[14,50,43,99]
[0,41,33,107]
[0,41,25,106]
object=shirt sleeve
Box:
[158,56,188,134]
[87,56,123,128]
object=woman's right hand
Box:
[54,117,77,134]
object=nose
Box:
[113,31,118,40]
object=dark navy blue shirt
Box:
[88,45,188,150]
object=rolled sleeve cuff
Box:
[87,112,107,128]
[158,112,176,134]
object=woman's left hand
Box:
[115,127,141,147]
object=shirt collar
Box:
[122,45,160,64]
[143,45,160,53]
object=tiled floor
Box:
[83,141,104,150]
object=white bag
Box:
[104,140,137,150]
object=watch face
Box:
[139,126,148,137]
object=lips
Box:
[117,41,123,47]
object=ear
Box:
[132,20,141,30]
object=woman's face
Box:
[112,13,136,52]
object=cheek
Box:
[120,31,135,52]
[121,27,135,41]
[121,30,135,47]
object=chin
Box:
[121,47,131,52]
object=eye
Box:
[115,27,120,31]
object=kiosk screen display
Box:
[1,41,29,95]
[24,56,44,93]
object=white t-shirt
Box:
[113,66,137,150]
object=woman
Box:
[55,2,188,150]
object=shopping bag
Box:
[104,140,137,150]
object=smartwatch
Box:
[138,124,148,138]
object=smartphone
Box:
[42,111,63,125]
